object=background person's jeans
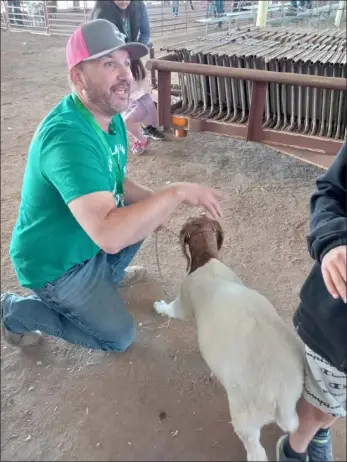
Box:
[172,0,179,15]
[2,242,142,352]
[215,0,224,15]
[291,0,311,7]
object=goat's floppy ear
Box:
[179,227,191,272]
[214,220,224,251]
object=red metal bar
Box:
[146,59,346,91]
[146,58,345,167]
[157,71,172,129]
[170,114,342,167]
[188,119,247,138]
[266,145,335,170]
[246,81,267,142]
[261,130,342,157]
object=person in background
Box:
[287,0,312,14]
[215,0,224,15]
[207,0,217,17]
[122,58,163,155]
[172,0,180,17]
[91,0,165,151]
[207,0,223,28]
[92,0,150,45]
[277,141,347,462]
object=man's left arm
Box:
[123,177,154,204]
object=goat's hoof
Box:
[153,300,168,315]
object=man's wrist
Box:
[169,183,186,202]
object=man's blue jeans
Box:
[2,242,142,352]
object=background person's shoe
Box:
[1,293,43,348]
[119,266,147,287]
[308,429,334,461]
[141,125,166,141]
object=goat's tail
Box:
[275,405,299,434]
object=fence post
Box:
[3,0,10,30]
[43,2,50,34]
[83,1,88,22]
[2,0,9,29]
[157,70,171,129]
[246,81,267,142]
[335,0,345,27]
[149,45,157,89]
[256,0,268,26]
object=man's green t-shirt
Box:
[9,94,128,289]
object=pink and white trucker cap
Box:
[66,19,148,71]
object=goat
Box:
[153,216,305,461]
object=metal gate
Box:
[2,1,340,38]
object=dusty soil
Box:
[1,30,346,462]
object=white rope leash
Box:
[154,231,172,301]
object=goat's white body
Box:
[154,259,305,461]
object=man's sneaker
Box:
[308,429,334,461]
[132,139,150,155]
[276,435,309,461]
[119,266,147,287]
[1,293,43,348]
[141,125,166,141]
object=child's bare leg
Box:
[289,398,338,453]
[123,112,148,144]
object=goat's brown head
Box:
[179,216,224,273]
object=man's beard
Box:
[85,82,130,116]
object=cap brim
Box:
[83,42,148,62]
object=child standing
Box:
[91,1,165,154]
[123,59,165,155]
[276,141,347,462]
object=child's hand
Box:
[321,245,346,303]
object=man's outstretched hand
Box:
[321,245,346,303]
[173,182,223,220]
[153,182,223,233]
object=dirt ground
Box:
[1,30,346,462]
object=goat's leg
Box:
[235,427,267,462]
[276,403,299,434]
[228,399,268,461]
[153,295,183,319]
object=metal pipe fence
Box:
[146,56,346,167]
[1,1,342,37]
[0,1,253,36]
